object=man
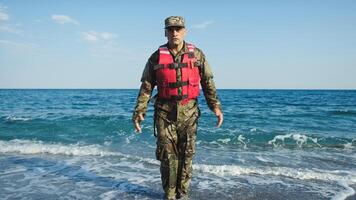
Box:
[132,16,223,200]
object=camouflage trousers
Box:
[155,100,199,200]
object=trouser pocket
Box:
[156,143,165,161]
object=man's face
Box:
[165,26,186,46]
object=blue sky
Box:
[0,0,355,89]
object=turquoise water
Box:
[1,89,356,199]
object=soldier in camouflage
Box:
[133,16,223,200]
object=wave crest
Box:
[328,110,356,116]
[5,116,32,122]
[268,133,321,148]
[0,139,118,156]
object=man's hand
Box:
[213,108,223,128]
[134,113,145,133]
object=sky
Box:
[0,0,355,89]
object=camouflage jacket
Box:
[132,42,221,121]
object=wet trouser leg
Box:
[155,113,198,199]
[176,114,197,198]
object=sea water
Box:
[0,89,355,200]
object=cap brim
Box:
[164,25,185,29]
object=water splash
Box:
[5,115,32,122]
[268,133,321,148]
[237,135,247,149]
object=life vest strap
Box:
[187,52,195,58]
[170,94,188,101]
[154,63,189,70]
[169,81,188,88]
[169,63,188,69]
[153,64,164,70]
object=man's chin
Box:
[169,42,181,47]
[173,41,182,46]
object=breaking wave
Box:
[194,163,356,200]
[202,133,355,150]
[5,116,32,122]
[268,133,321,148]
[0,139,160,166]
[0,139,119,156]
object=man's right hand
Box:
[134,113,145,133]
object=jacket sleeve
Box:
[195,48,222,111]
[132,52,157,121]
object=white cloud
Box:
[0,39,25,47]
[0,6,22,34]
[100,32,115,40]
[0,6,9,21]
[80,30,127,58]
[51,14,79,25]
[88,43,128,57]
[0,39,38,50]
[82,31,98,42]
[34,19,44,23]
[193,20,214,29]
[0,24,22,34]
[81,31,117,43]
[0,39,43,58]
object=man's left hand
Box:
[213,108,223,128]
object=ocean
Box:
[0,89,355,200]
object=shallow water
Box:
[1,89,355,199]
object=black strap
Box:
[154,63,189,70]
[153,107,157,137]
[194,61,201,67]
[169,81,188,88]
[168,63,188,69]
[188,52,195,58]
[171,95,188,101]
[153,64,164,70]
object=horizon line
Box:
[0,88,355,90]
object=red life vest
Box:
[154,43,201,104]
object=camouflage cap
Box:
[164,16,185,29]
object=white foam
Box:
[99,190,122,200]
[0,139,160,167]
[125,133,141,145]
[334,109,352,114]
[104,141,113,146]
[217,138,231,144]
[194,164,354,182]
[244,175,286,186]
[268,133,321,148]
[209,141,221,146]
[0,139,119,156]
[237,135,247,149]
[344,139,355,149]
[193,163,356,199]
[344,142,353,149]
[255,155,270,163]
[332,181,355,200]
[5,115,32,121]
[196,180,212,190]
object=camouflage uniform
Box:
[133,17,221,200]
